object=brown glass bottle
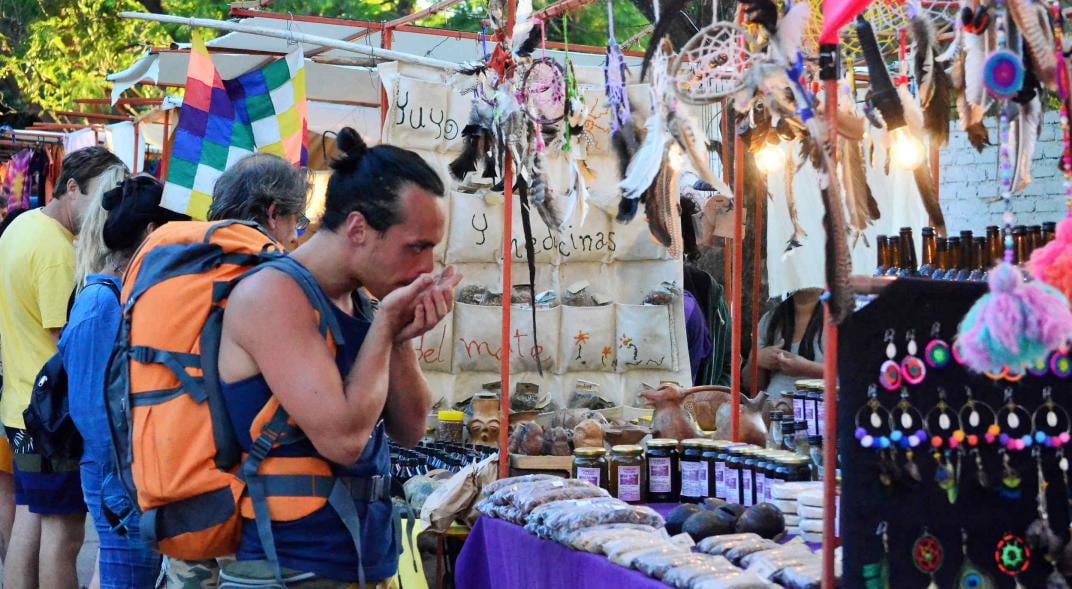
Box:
[898,227,918,276]
[919,227,937,278]
[1029,225,1043,255]
[1043,222,1057,244]
[985,226,1002,267]
[968,237,987,281]
[935,237,949,280]
[943,237,962,280]
[885,237,902,277]
[1013,226,1028,265]
[874,235,889,277]
[956,230,974,280]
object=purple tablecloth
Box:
[454,516,668,589]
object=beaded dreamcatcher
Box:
[670,21,760,103]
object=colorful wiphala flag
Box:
[162,33,307,220]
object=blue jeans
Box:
[80,452,161,588]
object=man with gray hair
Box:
[207,153,309,248]
[165,152,308,589]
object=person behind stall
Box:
[0,146,126,589]
[679,191,731,386]
[214,127,459,587]
[164,153,309,588]
[744,288,826,402]
[61,175,187,588]
[207,152,309,248]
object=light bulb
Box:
[755,143,786,175]
[889,126,925,170]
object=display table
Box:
[455,516,668,589]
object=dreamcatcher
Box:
[521,57,566,126]
[670,22,759,102]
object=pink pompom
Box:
[1030,218,1072,301]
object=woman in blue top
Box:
[61,175,187,588]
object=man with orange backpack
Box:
[107,128,457,589]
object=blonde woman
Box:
[61,175,187,588]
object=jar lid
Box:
[700,439,726,449]
[781,456,812,465]
[611,444,644,454]
[647,438,678,448]
[574,446,607,457]
[437,410,465,422]
[682,438,708,447]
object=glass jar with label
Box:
[791,388,806,423]
[743,449,769,507]
[713,442,744,501]
[701,440,723,501]
[608,445,647,504]
[775,455,813,485]
[724,445,751,504]
[752,451,773,504]
[679,439,708,502]
[806,388,822,436]
[572,447,608,490]
[645,439,679,502]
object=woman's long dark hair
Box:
[764,293,824,360]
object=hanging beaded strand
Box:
[995,0,1016,263]
[1052,0,1072,220]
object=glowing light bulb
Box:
[755,142,786,175]
[889,126,925,170]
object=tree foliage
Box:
[0,0,657,115]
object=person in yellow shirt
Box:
[0,206,29,562]
[0,147,126,589]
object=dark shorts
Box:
[6,427,86,515]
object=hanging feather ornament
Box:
[640,0,693,82]
[839,109,878,241]
[896,82,948,237]
[511,0,538,56]
[1028,1,1072,302]
[450,94,496,182]
[645,154,682,256]
[619,40,673,222]
[605,0,640,220]
[909,1,953,147]
[784,149,806,254]
[957,1,1072,375]
[1007,0,1057,91]
[961,2,995,151]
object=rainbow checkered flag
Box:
[162,33,307,220]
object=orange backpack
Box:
[104,220,352,561]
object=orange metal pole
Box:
[749,173,765,394]
[730,137,744,441]
[497,0,517,480]
[132,121,140,175]
[380,28,393,133]
[161,110,171,180]
[821,76,841,589]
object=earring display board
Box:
[839,279,1071,588]
[377,61,692,408]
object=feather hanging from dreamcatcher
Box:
[960,0,994,151]
[1006,0,1057,91]
[450,90,497,183]
[898,83,948,236]
[619,43,671,220]
[558,14,589,228]
[512,0,540,57]
[604,0,639,214]
[645,152,683,257]
[783,148,806,255]
[837,80,879,243]
[908,0,953,147]
[776,1,811,62]
[639,0,692,82]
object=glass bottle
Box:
[918,227,937,278]
[1043,221,1057,244]
[1029,225,1043,254]
[898,227,918,276]
[873,235,889,277]
[808,435,823,481]
[943,237,961,280]
[781,419,797,452]
[956,230,974,281]
[934,238,949,281]
[884,237,902,277]
[1013,226,1028,265]
[793,421,810,459]
[767,411,784,450]
[968,237,988,281]
[986,225,1002,267]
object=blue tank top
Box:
[221,270,398,582]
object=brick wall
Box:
[939,112,1067,232]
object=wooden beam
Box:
[52,111,134,122]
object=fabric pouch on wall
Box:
[557,304,616,374]
[615,303,679,373]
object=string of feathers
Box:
[908,5,953,148]
[960,1,994,151]
[899,84,948,236]
[1006,0,1057,91]
[639,0,691,81]
[516,178,543,376]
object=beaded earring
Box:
[855,385,893,450]
[995,532,1030,588]
[998,448,1022,502]
[912,527,944,589]
[926,390,961,503]
[902,329,927,385]
[892,391,926,482]
[996,388,1034,451]
[956,528,996,589]
[1027,446,1067,587]
[880,329,903,391]
[924,322,952,369]
[1031,387,1071,449]
[862,521,891,589]
[958,387,998,449]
